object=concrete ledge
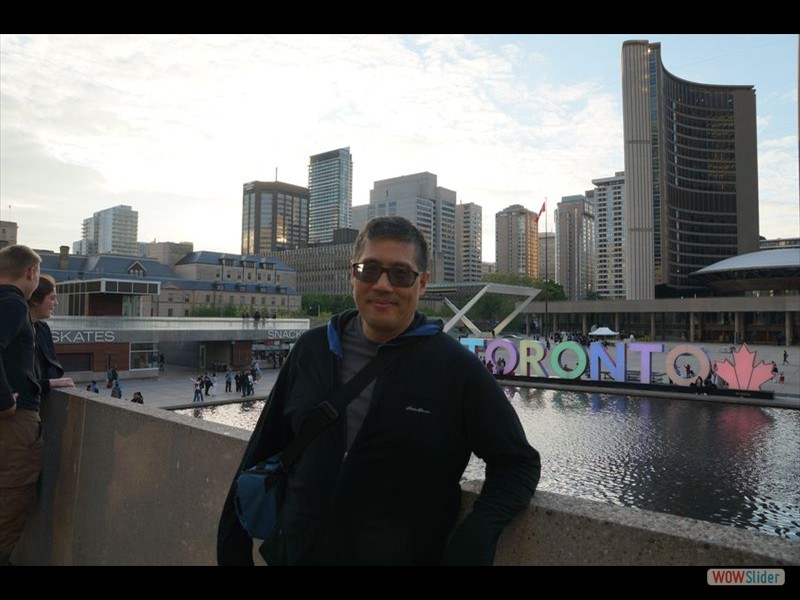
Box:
[15,389,250,565]
[14,389,799,565]
[462,483,799,566]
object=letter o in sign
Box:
[485,340,519,375]
[666,344,711,387]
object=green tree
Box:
[190,304,241,317]
[302,295,355,316]
[480,273,567,302]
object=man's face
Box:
[352,238,429,344]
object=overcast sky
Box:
[1,34,797,263]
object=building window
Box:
[130,342,158,370]
[167,308,173,317]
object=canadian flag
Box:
[538,201,546,217]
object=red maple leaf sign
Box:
[714,343,774,391]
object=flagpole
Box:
[544,198,548,346]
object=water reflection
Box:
[176,388,800,541]
[176,400,264,431]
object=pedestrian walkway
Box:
[87,364,280,409]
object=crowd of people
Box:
[190,363,267,402]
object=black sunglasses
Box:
[352,262,421,287]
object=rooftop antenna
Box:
[275,167,278,182]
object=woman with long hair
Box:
[28,274,74,393]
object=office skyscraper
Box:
[456,202,482,282]
[241,181,309,255]
[592,172,626,299]
[308,147,353,244]
[538,232,555,283]
[495,204,539,279]
[622,40,759,299]
[351,204,369,233]
[366,172,457,282]
[74,205,138,255]
[555,195,594,301]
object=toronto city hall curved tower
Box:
[622,40,759,299]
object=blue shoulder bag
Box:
[234,341,420,540]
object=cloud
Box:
[758,135,800,239]
[1,34,797,264]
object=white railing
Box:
[49,316,310,332]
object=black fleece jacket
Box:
[217,310,540,565]
[0,284,41,411]
[35,320,64,395]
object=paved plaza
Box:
[76,341,799,410]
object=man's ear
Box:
[418,271,431,295]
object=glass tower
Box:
[241,181,309,255]
[308,147,353,244]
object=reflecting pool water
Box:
[175,388,800,541]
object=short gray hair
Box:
[351,216,428,272]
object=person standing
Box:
[783,350,789,365]
[191,377,203,403]
[218,216,540,566]
[246,372,254,396]
[0,245,43,565]
[28,275,75,394]
[224,370,232,393]
[108,364,119,389]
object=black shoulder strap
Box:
[278,338,424,471]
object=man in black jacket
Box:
[0,245,42,565]
[218,216,540,565]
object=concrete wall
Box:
[14,390,248,566]
[14,389,799,566]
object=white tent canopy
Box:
[589,327,619,336]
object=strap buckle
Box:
[317,401,339,421]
